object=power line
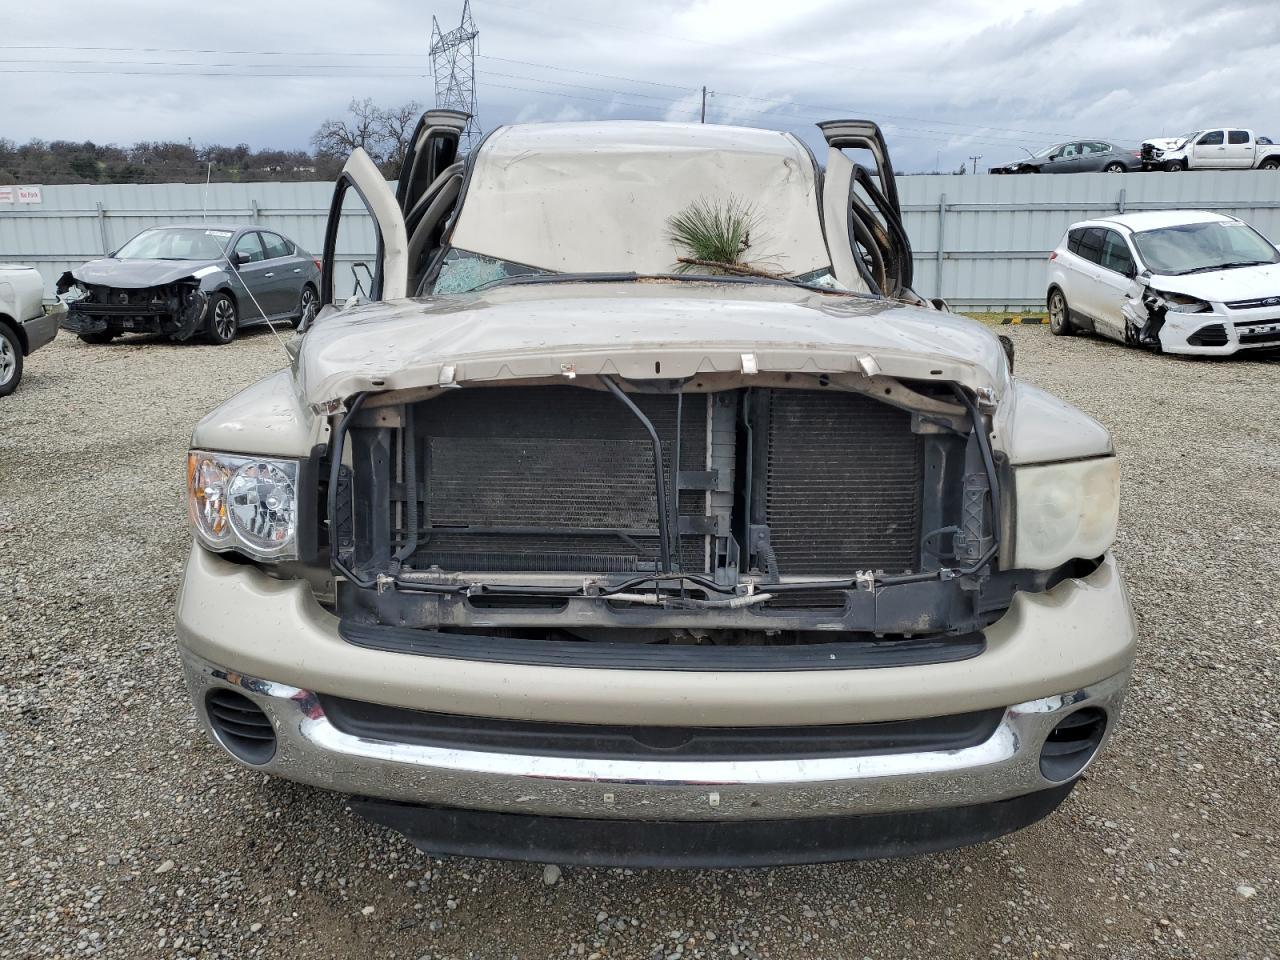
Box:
[0,44,1137,143]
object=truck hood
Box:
[69,257,223,289]
[1150,261,1280,302]
[1143,136,1188,152]
[295,281,1011,409]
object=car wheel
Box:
[1166,159,1186,172]
[1104,162,1126,173]
[296,284,318,328]
[0,324,23,397]
[78,331,116,345]
[1048,289,1074,336]
[205,293,239,344]
[1260,157,1280,171]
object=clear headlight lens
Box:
[1014,457,1119,570]
[187,451,299,560]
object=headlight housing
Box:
[187,451,299,561]
[1014,457,1119,570]
[1152,290,1212,313]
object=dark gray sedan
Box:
[990,141,1143,174]
[57,224,322,345]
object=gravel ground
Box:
[1,324,1277,960]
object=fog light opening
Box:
[205,688,277,765]
[1039,706,1107,782]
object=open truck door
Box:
[318,110,472,311]
[817,120,917,302]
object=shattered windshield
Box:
[1133,221,1280,275]
[431,248,553,294]
[114,228,232,260]
[429,247,849,295]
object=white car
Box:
[0,264,60,396]
[1046,211,1280,355]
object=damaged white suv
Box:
[177,112,1135,867]
[1048,211,1280,354]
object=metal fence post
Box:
[1117,188,1127,214]
[935,192,947,300]
[250,199,260,224]
[95,201,109,254]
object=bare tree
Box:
[311,98,423,176]
[380,101,423,175]
[311,98,386,163]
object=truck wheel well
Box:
[0,313,29,355]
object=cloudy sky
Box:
[3,0,1278,171]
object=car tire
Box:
[205,293,239,344]
[1166,159,1186,172]
[1260,157,1280,171]
[0,324,23,397]
[78,331,116,345]
[1104,162,1126,173]
[1048,289,1074,336]
[295,284,318,328]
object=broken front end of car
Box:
[326,373,1093,662]
[57,274,208,340]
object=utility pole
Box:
[700,86,707,123]
[969,154,983,175]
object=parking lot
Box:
[1,325,1277,960]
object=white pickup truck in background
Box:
[1141,128,1280,172]
[0,264,60,396]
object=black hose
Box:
[951,384,1002,548]
[327,392,376,589]
[392,403,418,564]
[600,376,673,574]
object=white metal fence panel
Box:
[2,171,1279,308]
[899,170,1280,309]
[0,180,373,299]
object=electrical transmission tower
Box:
[430,0,482,152]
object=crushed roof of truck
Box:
[447,121,833,279]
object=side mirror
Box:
[232,250,252,267]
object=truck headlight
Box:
[187,451,299,560]
[1014,457,1119,570]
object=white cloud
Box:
[1,0,1277,171]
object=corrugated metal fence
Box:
[3,171,1279,308]
[900,170,1280,309]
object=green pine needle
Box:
[667,196,759,274]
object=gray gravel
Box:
[1,324,1277,959]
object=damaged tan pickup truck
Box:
[177,112,1135,866]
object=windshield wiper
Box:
[1176,260,1274,275]
[475,270,852,295]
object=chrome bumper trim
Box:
[181,651,1128,821]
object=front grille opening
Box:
[1187,323,1228,347]
[205,688,276,765]
[1039,707,1107,781]
[467,595,569,611]
[317,693,1005,761]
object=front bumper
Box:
[182,648,1128,825]
[1158,308,1280,355]
[177,547,1135,839]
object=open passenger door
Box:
[318,110,472,309]
[818,120,916,301]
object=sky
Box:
[2,0,1278,172]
